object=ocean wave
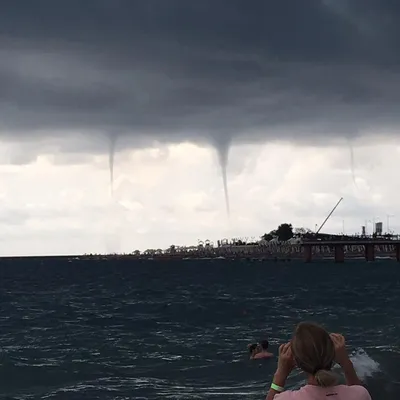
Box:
[0,259,399,399]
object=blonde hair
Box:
[291,322,338,387]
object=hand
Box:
[276,342,295,377]
[330,333,349,366]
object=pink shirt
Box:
[275,385,371,400]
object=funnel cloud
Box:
[216,143,231,217]
[348,142,358,187]
[108,135,117,197]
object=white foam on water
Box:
[283,348,381,391]
[349,348,380,380]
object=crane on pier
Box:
[316,197,343,235]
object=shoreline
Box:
[0,241,399,262]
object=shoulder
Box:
[346,385,372,399]
[274,391,295,399]
[274,388,306,400]
[275,385,371,400]
[274,385,315,399]
[330,385,371,399]
[254,352,273,359]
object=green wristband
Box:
[271,383,284,392]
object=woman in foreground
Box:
[266,322,372,400]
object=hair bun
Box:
[314,369,338,387]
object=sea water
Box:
[0,258,399,399]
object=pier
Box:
[76,238,400,263]
[302,240,400,263]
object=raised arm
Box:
[265,343,294,400]
[341,358,362,386]
[330,333,362,386]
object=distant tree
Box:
[261,231,276,241]
[276,223,294,241]
[294,227,313,236]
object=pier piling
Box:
[304,244,312,263]
[365,243,375,262]
[334,244,345,263]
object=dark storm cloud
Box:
[1,0,400,147]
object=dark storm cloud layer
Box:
[1,0,400,147]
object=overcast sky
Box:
[1,0,400,255]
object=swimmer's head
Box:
[260,340,269,350]
[248,343,258,354]
[291,322,337,387]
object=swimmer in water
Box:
[248,343,260,359]
[253,340,274,359]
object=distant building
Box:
[361,226,366,236]
[375,222,383,235]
